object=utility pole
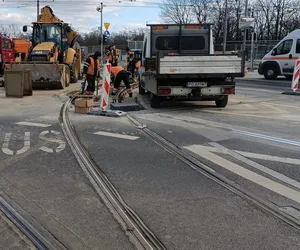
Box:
[96,3,104,96]
[100,2,103,66]
[243,0,248,52]
[250,31,254,70]
[37,0,40,21]
[222,0,228,54]
[250,8,255,71]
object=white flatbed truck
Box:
[138,23,245,108]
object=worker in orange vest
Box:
[125,47,136,76]
[82,51,101,95]
[111,46,119,66]
[105,46,112,63]
[110,66,132,97]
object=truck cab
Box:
[0,35,15,76]
[258,29,300,80]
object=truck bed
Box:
[156,54,244,77]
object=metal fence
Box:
[128,41,143,50]
[82,45,127,63]
[215,40,279,60]
[215,40,280,69]
[83,40,280,69]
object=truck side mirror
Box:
[23,25,27,32]
[271,48,277,56]
[66,26,71,33]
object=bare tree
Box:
[190,0,213,23]
[160,0,194,24]
[0,24,24,38]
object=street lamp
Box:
[96,3,104,65]
[96,3,103,97]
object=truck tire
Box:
[215,95,228,108]
[284,75,292,80]
[139,83,146,95]
[263,65,278,80]
[150,94,162,108]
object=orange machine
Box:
[12,38,31,62]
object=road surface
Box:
[1,76,300,249]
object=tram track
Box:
[61,97,166,250]
[125,114,300,232]
[0,196,58,250]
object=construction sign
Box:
[104,22,110,31]
[100,62,111,110]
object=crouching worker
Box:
[111,66,133,97]
[82,51,101,95]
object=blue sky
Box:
[0,0,162,34]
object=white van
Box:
[258,29,300,80]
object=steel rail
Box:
[126,114,300,232]
[61,98,166,250]
[0,196,56,250]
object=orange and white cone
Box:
[291,57,300,92]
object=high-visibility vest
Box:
[87,57,100,76]
[111,66,124,77]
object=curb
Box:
[282,91,300,96]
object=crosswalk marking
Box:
[184,144,300,203]
[190,144,300,165]
[209,142,300,191]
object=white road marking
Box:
[15,122,51,128]
[39,130,66,153]
[17,132,30,155]
[200,109,296,120]
[233,130,300,147]
[209,142,300,191]
[184,144,300,203]
[2,133,13,155]
[237,151,300,165]
[187,144,300,165]
[260,102,288,113]
[94,131,139,140]
[2,132,30,155]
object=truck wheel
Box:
[150,94,162,108]
[139,83,146,95]
[215,95,228,108]
[263,65,278,80]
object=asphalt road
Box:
[0,87,134,250]
[134,78,300,212]
[2,76,300,250]
[70,98,300,249]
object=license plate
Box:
[186,82,207,87]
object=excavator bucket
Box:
[6,63,69,89]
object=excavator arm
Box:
[39,6,63,23]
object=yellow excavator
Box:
[7,6,81,89]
